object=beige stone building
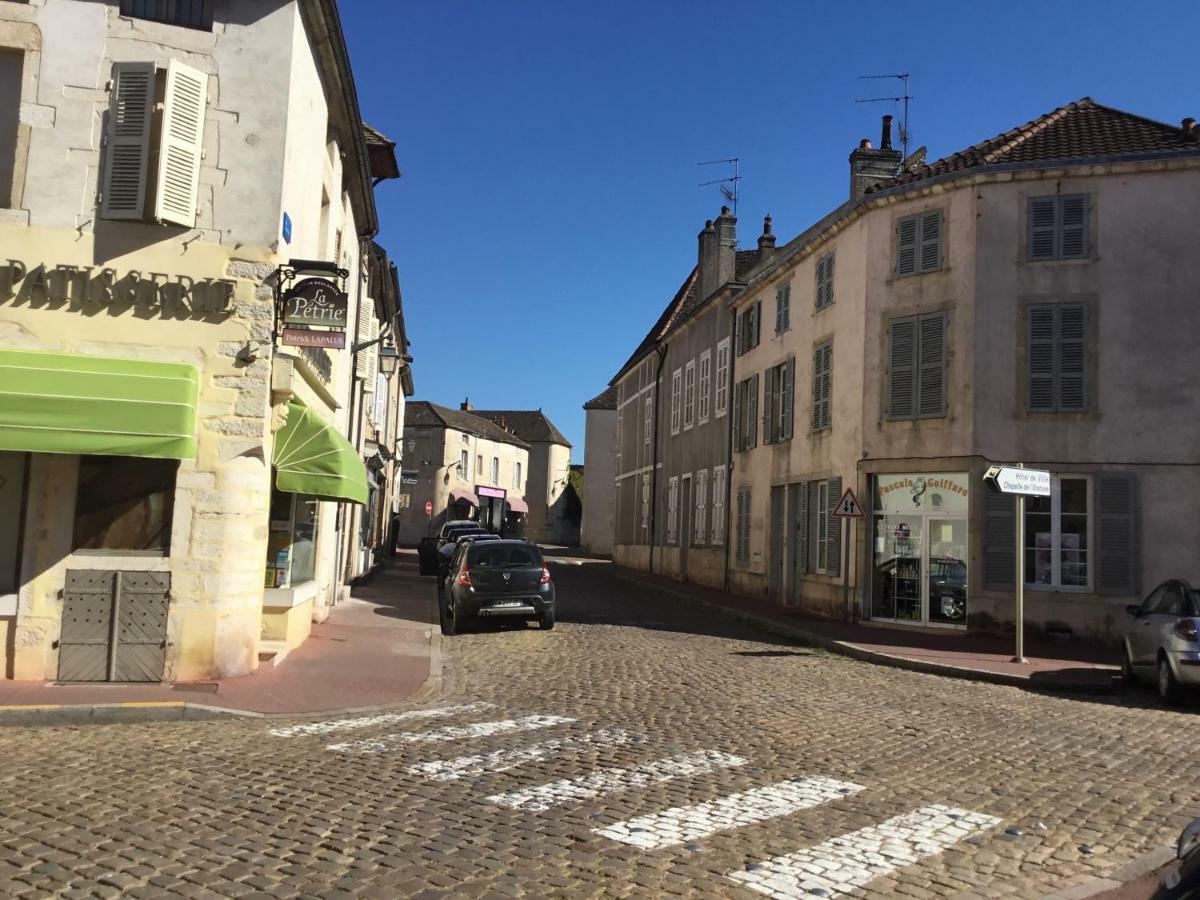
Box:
[581,386,617,555]
[0,0,406,682]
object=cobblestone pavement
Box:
[0,561,1198,899]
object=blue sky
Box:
[341,0,1197,459]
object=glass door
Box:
[871,514,923,622]
[927,518,968,625]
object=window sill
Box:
[66,552,169,571]
[264,580,320,610]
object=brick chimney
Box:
[460,398,473,411]
[756,214,776,262]
[849,115,903,200]
[697,206,737,301]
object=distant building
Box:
[581,386,618,555]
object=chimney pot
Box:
[859,138,872,149]
[1183,117,1197,137]
[757,214,776,253]
[881,115,894,150]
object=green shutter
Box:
[781,356,795,440]
[917,313,946,417]
[825,476,842,576]
[1060,195,1089,258]
[982,489,1015,589]
[896,215,917,275]
[1028,197,1057,260]
[1097,473,1137,595]
[1058,304,1087,411]
[1028,306,1056,411]
[887,318,916,419]
[918,210,942,272]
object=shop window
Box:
[266,490,319,589]
[72,456,176,553]
[1025,475,1091,589]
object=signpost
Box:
[833,487,865,622]
[983,464,1052,664]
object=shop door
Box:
[59,571,169,682]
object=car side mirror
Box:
[1125,605,1141,617]
[1178,818,1200,860]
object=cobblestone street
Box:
[0,560,1197,899]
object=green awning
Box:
[0,348,199,460]
[273,400,367,504]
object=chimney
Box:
[460,397,473,411]
[756,214,776,260]
[697,206,737,301]
[849,115,904,201]
[1183,117,1197,141]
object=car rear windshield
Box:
[468,544,542,569]
[1188,588,1200,616]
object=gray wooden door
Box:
[59,570,169,683]
[59,570,117,682]
[112,572,170,682]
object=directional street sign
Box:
[983,465,1051,497]
[833,487,864,518]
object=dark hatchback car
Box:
[441,540,555,635]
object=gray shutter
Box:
[982,489,1015,589]
[1060,194,1089,258]
[153,59,208,227]
[732,379,742,451]
[1027,306,1056,412]
[753,302,761,348]
[748,373,759,448]
[100,62,155,220]
[781,356,795,440]
[825,477,842,576]
[917,313,946,417]
[1097,473,1136,595]
[919,210,942,272]
[896,215,917,275]
[1058,304,1087,411]
[822,343,832,429]
[811,346,822,430]
[762,366,775,445]
[887,317,916,419]
[794,482,809,575]
[1028,197,1057,260]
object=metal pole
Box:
[1013,464,1027,664]
[843,518,852,622]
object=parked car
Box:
[418,522,487,575]
[437,532,501,579]
[441,540,555,635]
[1122,579,1200,704]
[1153,817,1200,897]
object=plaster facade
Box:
[581,404,616,556]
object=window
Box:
[887,313,946,420]
[643,395,653,464]
[711,466,727,545]
[775,284,791,334]
[640,473,650,531]
[1028,304,1087,412]
[461,433,470,444]
[683,361,696,430]
[667,477,679,544]
[1029,195,1090,260]
[737,303,761,355]
[732,374,759,451]
[697,350,712,424]
[72,456,176,553]
[814,481,831,574]
[794,477,841,577]
[670,368,682,435]
[694,469,708,545]
[895,210,943,276]
[477,455,483,475]
[265,490,318,588]
[373,374,388,428]
[761,358,795,444]
[513,461,522,489]
[815,253,835,309]
[735,488,752,565]
[490,457,499,484]
[459,450,469,480]
[119,0,211,29]
[1025,476,1091,589]
[715,338,731,418]
[811,341,832,431]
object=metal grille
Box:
[119,0,208,29]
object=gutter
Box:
[647,344,668,574]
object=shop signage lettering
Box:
[281,278,348,327]
[875,473,970,516]
[877,476,968,498]
[0,259,235,315]
[281,327,346,350]
[477,485,505,499]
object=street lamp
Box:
[378,342,400,376]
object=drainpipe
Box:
[723,306,738,592]
[647,343,668,574]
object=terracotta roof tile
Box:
[404,401,529,449]
[471,410,571,448]
[583,385,618,411]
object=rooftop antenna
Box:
[855,73,912,162]
[698,158,740,218]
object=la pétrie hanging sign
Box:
[280,277,348,349]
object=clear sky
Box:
[340,0,1197,459]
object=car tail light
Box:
[456,566,472,588]
[539,566,551,585]
[1174,618,1200,642]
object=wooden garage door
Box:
[59,570,169,682]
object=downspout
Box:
[723,304,738,592]
[647,343,668,574]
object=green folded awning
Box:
[273,400,367,504]
[0,348,199,460]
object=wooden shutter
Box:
[793,482,809,576]
[1027,306,1056,411]
[896,215,917,276]
[917,313,946,417]
[825,476,842,576]
[100,62,155,220]
[982,489,1015,589]
[816,254,834,308]
[811,342,831,430]
[762,366,775,444]
[918,210,942,272]
[1058,304,1087,411]
[781,356,795,440]
[1028,197,1057,260]
[355,295,377,381]
[732,379,742,451]
[1060,195,1089,258]
[153,59,208,227]
[1097,473,1136,595]
[747,373,759,448]
[752,302,761,348]
[887,317,916,419]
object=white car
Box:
[1122,580,1200,704]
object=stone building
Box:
[581,386,617,555]
[0,0,406,681]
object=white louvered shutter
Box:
[153,60,208,227]
[373,374,388,424]
[100,62,155,220]
[355,296,378,383]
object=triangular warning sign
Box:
[833,487,864,518]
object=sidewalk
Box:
[0,554,439,724]
[605,563,1121,694]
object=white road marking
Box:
[727,804,1002,899]
[269,703,496,738]
[486,749,748,812]
[594,776,865,849]
[405,729,633,781]
[327,715,576,754]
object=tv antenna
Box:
[698,158,740,217]
[855,73,912,161]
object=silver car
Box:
[1122,579,1200,705]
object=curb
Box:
[1039,844,1176,899]
[605,567,1118,696]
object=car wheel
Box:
[1121,645,1137,686]
[538,606,555,630]
[1158,655,1181,706]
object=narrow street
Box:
[0,559,1196,898]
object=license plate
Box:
[492,600,524,608]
